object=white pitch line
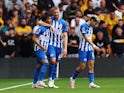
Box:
[0,82,32,91]
[0,79,48,91]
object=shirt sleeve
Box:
[62,21,68,33]
[80,25,87,35]
[34,26,46,36]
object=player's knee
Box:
[36,64,42,68]
[80,64,86,70]
[50,58,56,64]
[88,64,94,70]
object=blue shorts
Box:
[79,50,95,62]
[35,49,47,63]
[47,45,62,62]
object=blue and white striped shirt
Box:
[79,23,93,51]
[49,16,68,48]
[33,26,50,51]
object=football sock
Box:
[48,63,55,79]
[39,62,49,81]
[33,67,41,84]
[72,70,80,79]
[88,73,94,83]
[52,64,57,80]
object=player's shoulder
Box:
[81,23,90,29]
[59,18,67,24]
[39,26,49,30]
[33,25,40,30]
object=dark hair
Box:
[40,13,51,21]
[90,17,98,22]
[58,3,63,8]
[99,20,105,25]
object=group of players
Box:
[32,6,100,89]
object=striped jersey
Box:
[79,23,94,51]
[33,25,50,51]
[49,16,68,48]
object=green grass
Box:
[0,78,124,93]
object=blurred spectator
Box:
[114,4,123,19]
[105,11,119,38]
[84,0,95,16]
[105,0,124,12]
[67,27,79,57]
[92,0,101,9]
[58,3,64,18]
[70,15,85,41]
[25,10,36,28]
[7,3,22,19]
[10,9,22,27]
[94,20,109,43]
[33,0,37,4]
[0,0,7,20]
[100,0,108,14]
[25,2,31,10]
[0,31,5,57]
[16,18,33,57]
[2,27,18,58]
[111,27,124,57]
[1,18,15,34]
[70,10,85,27]
[0,0,3,8]
[52,0,61,7]
[94,31,111,58]
[4,0,24,12]
[94,7,105,21]
[21,0,35,5]
[0,8,4,30]
[80,0,88,15]
[77,0,83,8]
[31,4,39,19]
[38,9,47,19]
[63,0,80,23]
[61,0,70,11]
[38,0,54,11]
[112,19,124,38]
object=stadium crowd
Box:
[0,0,124,58]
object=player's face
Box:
[46,16,52,24]
[91,20,97,27]
[53,9,60,19]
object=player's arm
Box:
[62,32,68,57]
[0,38,7,47]
[38,20,56,33]
[32,34,46,51]
[83,34,100,51]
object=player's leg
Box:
[47,45,57,88]
[70,50,87,88]
[50,49,62,88]
[87,51,100,88]
[47,45,56,79]
[35,49,49,88]
[32,60,42,88]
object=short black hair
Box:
[40,13,51,21]
[90,17,98,22]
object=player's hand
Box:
[41,47,47,52]
[62,49,67,58]
[92,44,100,51]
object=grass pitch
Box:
[0,78,124,93]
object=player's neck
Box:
[54,17,59,21]
[87,21,91,26]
